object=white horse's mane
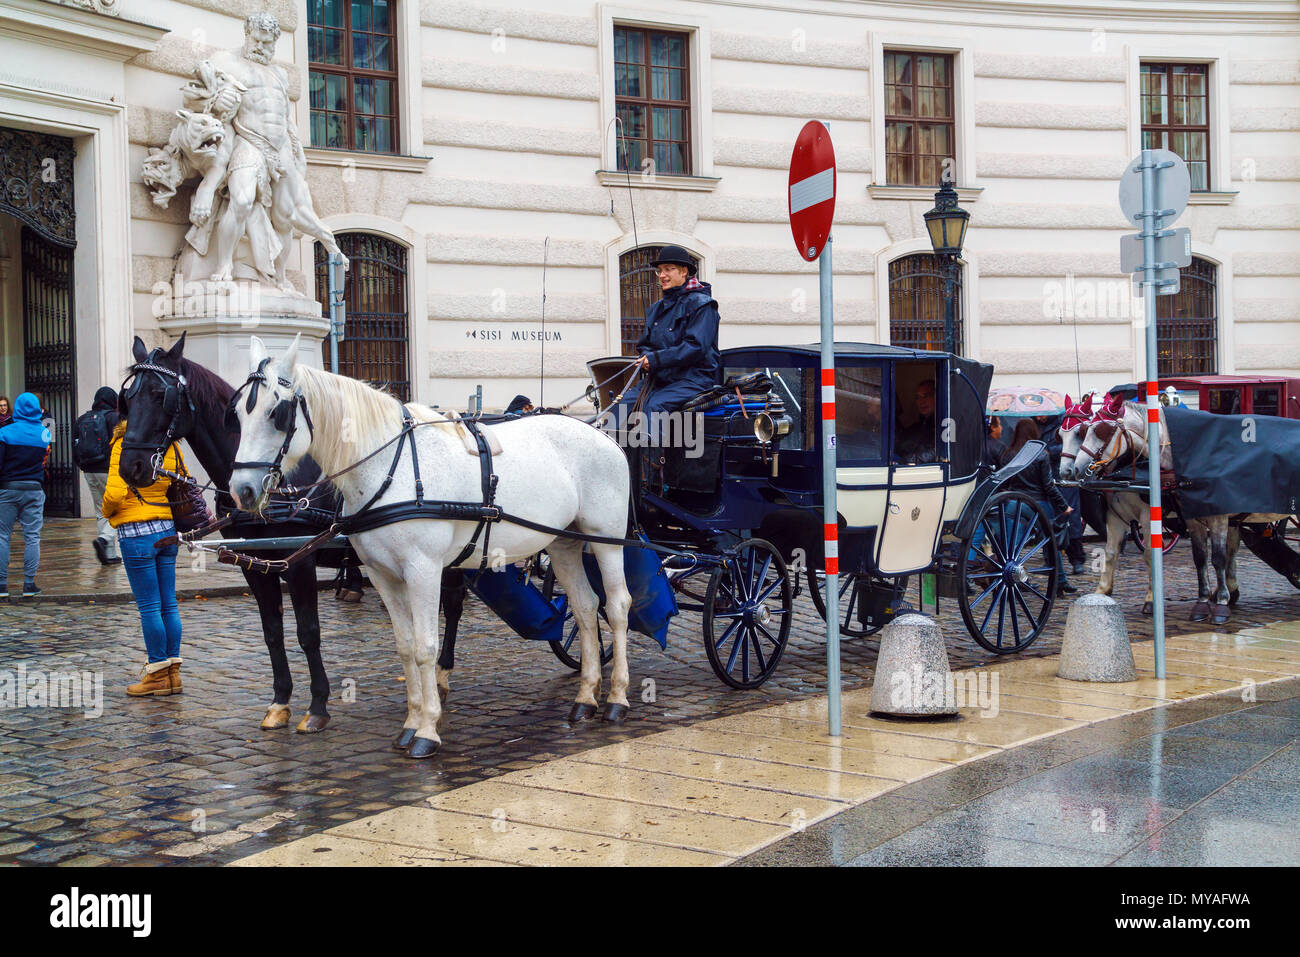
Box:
[291,364,456,475]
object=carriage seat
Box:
[679,371,776,414]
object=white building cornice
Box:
[0,0,167,61]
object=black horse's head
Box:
[117,332,196,487]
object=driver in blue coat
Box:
[620,245,721,422]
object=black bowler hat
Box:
[650,245,697,276]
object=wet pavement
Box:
[1,523,1298,865]
[737,678,1300,866]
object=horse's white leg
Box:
[589,542,632,722]
[404,562,444,759]
[547,540,603,721]
[1098,505,1125,596]
[1226,526,1241,604]
[367,562,422,750]
[1208,517,1232,623]
[1187,520,1213,622]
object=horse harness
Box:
[119,355,195,470]
[228,358,315,492]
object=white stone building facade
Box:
[0,0,1297,513]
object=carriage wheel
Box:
[806,570,908,638]
[703,538,792,689]
[1133,525,1180,554]
[958,490,1059,654]
[540,563,614,671]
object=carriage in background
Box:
[467,342,1069,689]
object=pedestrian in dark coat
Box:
[1003,419,1076,595]
[73,386,123,565]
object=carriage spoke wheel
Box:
[703,538,792,689]
[807,570,908,638]
[1133,525,1180,555]
[958,490,1058,654]
[540,562,614,671]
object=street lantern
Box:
[924,180,969,355]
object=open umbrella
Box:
[986,386,1068,418]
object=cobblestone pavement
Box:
[1,539,1298,866]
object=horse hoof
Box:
[295,713,330,734]
[406,737,440,759]
[1211,606,1231,625]
[260,705,291,730]
[1228,588,1240,606]
[1189,602,1211,622]
[1141,601,1153,616]
[568,702,598,723]
[603,703,629,724]
[393,728,416,751]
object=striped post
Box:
[1139,150,1167,678]
[820,237,841,736]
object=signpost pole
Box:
[820,234,841,737]
[327,253,345,375]
[1139,149,1167,679]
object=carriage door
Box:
[874,361,946,575]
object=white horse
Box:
[228,335,634,758]
[1066,399,1294,624]
[1058,394,1160,613]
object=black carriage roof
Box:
[722,342,955,361]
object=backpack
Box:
[72,409,112,469]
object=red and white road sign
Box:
[788,121,836,261]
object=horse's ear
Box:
[132,336,149,364]
[249,335,268,369]
[164,330,187,361]
[1080,394,1093,413]
[281,332,301,372]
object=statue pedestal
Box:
[157,279,328,386]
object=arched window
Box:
[315,233,410,400]
[1156,257,1217,376]
[888,253,962,353]
[618,245,699,355]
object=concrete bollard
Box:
[869,613,959,717]
[1057,593,1138,682]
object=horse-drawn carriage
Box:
[463,342,1067,689]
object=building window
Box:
[884,51,955,186]
[614,26,691,176]
[1156,257,1217,376]
[618,245,699,355]
[1141,63,1209,191]
[308,0,399,154]
[315,233,410,400]
[888,254,962,353]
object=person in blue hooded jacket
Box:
[0,392,52,597]
[618,245,720,428]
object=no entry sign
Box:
[788,121,837,261]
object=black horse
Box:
[117,333,467,734]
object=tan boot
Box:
[127,660,173,697]
[168,657,183,694]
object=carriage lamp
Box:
[924,180,969,356]
[754,412,792,444]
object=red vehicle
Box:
[1152,375,1300,418]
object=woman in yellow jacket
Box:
[101,422,184,697]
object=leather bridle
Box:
[228,360,314,492]
[118,357,194,476]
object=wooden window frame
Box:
[1140,62,1211,192]
[308,0,401,154]
[614,26,692,176]
[884,50,955,187]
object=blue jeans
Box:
[119,530,182,663]
[0,488,44,581]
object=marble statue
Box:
[142,12,347,295]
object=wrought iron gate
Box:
[20,227,77,516]
[315,234,410,401]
